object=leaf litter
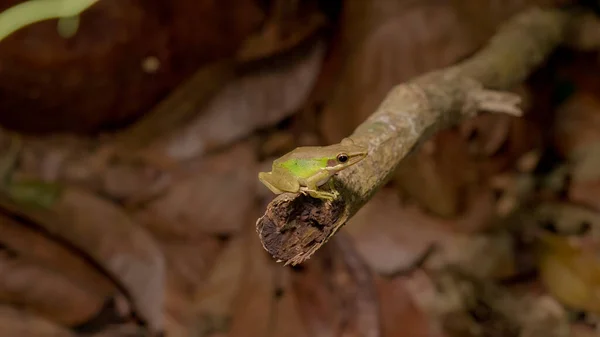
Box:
[4,1,600,336]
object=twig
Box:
[256,7,574,265]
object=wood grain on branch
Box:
[256,7,574,265]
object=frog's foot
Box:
[305,189,337,201]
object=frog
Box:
[258,139,368,201]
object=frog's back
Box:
[274,147,328,179]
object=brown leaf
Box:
[290,257,337,337]
[292,233,380,337]
[0,251,105,326]
[110,60,236,153]
[450,0,573,46]
[569,323,599,337]
[376,276,436,337]
[89,323,145,337]
[393,130,475,218]
[162,236,224,336]
[0,213,119,301]
[347,186,505,278]
[237,0,326,62]
[322,3,477,143]
[0,305,75,337]
[553,92,600,160]
[227,227,276,337]
[535,231,600,316]
[137,141,257,237]
[555,94,600,208]
[267,269,310,337]
[149,40,325,161]
[0,188,165,333]
[192,236,246,336]
[344,188,459,275]
[226,233,310,337]
[462,113,540,176]
[0,0,263,134]
[569,180,600,212]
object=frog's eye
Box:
[337,153,349,163]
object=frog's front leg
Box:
[302,174,337,201]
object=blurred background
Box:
[1,0,600,336]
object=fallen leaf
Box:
[346,186,505,278]
[376,276,436,337]
[137,140,257,237]
[344,188,458,275]
[0,212,119,301]
[88,323,145,337]
[292,233,380,337]
[0,305,75,337]
[535,231,600,315]
[553,92,600,161]
[450,0,574,46]
[569,323,599,337]
[268,269,310,337]
[0,250,105,326]
[569,180,600,212]
[393,130,475,218]
[192,236,246,336]
[0,0,263,134]
[237,0,326,62]
[290,257,336,337]
[150,40,326,161]
[162,236,224,336]
[227,225,276,337]
[322,3,477,143]
[0,187,165,333]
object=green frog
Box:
[258,139,368,201]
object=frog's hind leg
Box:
[258,172,285,194]
[258,172,300,195]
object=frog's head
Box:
[321,140,368,174]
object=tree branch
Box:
[256,7,574,265]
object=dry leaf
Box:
[0,0,263,134]
[0,305,76,337]
[292,234,380,337]
[0,188,165,333]
[0,251,105,326]
[393,130,475,218]
[347,185,509,279]
[552,94,600,209]
[192,236,246,336]
[163,239,223,295]
[238,0,326,62]
[290,259,337,337]
[88,323,145,337]
[569,323,599,337]
[322,3,477,143]
[161,236,224,336]
[137,141,257,237]
[554,92,600,161]
[150,40,325,161]
[376,276,436,337]
[450,0,574,45]
[0,213,119,301]
[535,231,600,315]
[345,188,451,275]
[227,226,276,337]
[267,269,310,337]
[569,180,600,212]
